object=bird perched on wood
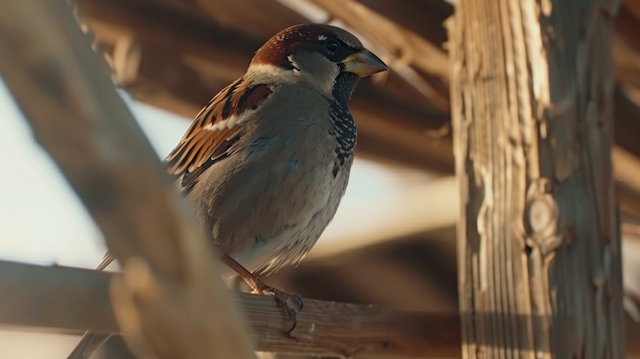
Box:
[164,23,386,317]
[68,23,386,358]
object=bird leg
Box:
[221,254,304,334]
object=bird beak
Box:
[341,49,388,77]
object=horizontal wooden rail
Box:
[0,260,459,358]
[1,260,639,358]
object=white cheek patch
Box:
[318,35,327,41]
[247,63,297,83]
[287,55,301,76]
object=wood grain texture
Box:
[2,260,639,358]
[449,1,625,359]
[0,1,255,358]
[0,260,461,359]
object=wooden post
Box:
[448,1,625,359]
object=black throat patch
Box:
[328,72,359,178]
[328,99,357,178]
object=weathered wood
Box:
[355,0,453,48]
[0,1,255,358]
[186,0,309,37]
[2,260,639,357]
[73,0,263,80]
[0,260,461,359]
[449,1,625,359]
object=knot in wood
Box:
[525,193,564,256]
[527,194,558,235]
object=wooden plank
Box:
[2,260,639,357]
[0,1,256,358]
[613,87,640,159]
[449,1,625,359]
[622,0,640,24]
[355,0,452,48]
[188,0,309,36]
[613,5,640,94]
[74,0,262,79]
[0,260,461,359]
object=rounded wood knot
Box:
[527,194,557,234]
[525,193,562,255]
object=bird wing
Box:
[164,78,273,193]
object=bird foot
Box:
[221,254,303,334]
[252,280,304,334]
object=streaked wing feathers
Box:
[164,78,273,192]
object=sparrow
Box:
[68,23,387,358]
[168,23,387,287]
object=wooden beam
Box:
[73,0,262,80]
[614,87,640,158]
[354,0,453,48]
[612,88,640,220]
[621,0,640,30]
[2,260,639,357]
[0,1,255,358]
[449,1,625,359]
[0,260,461,359]
[188,0,309,36]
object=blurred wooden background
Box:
[69,0,639,296]
[66,0,640,357]
[1,0,639,358]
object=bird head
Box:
[248,24,388,103]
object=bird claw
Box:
[253,284,304,334]
[293,293,304,311]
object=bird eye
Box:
[323,39,341,54]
